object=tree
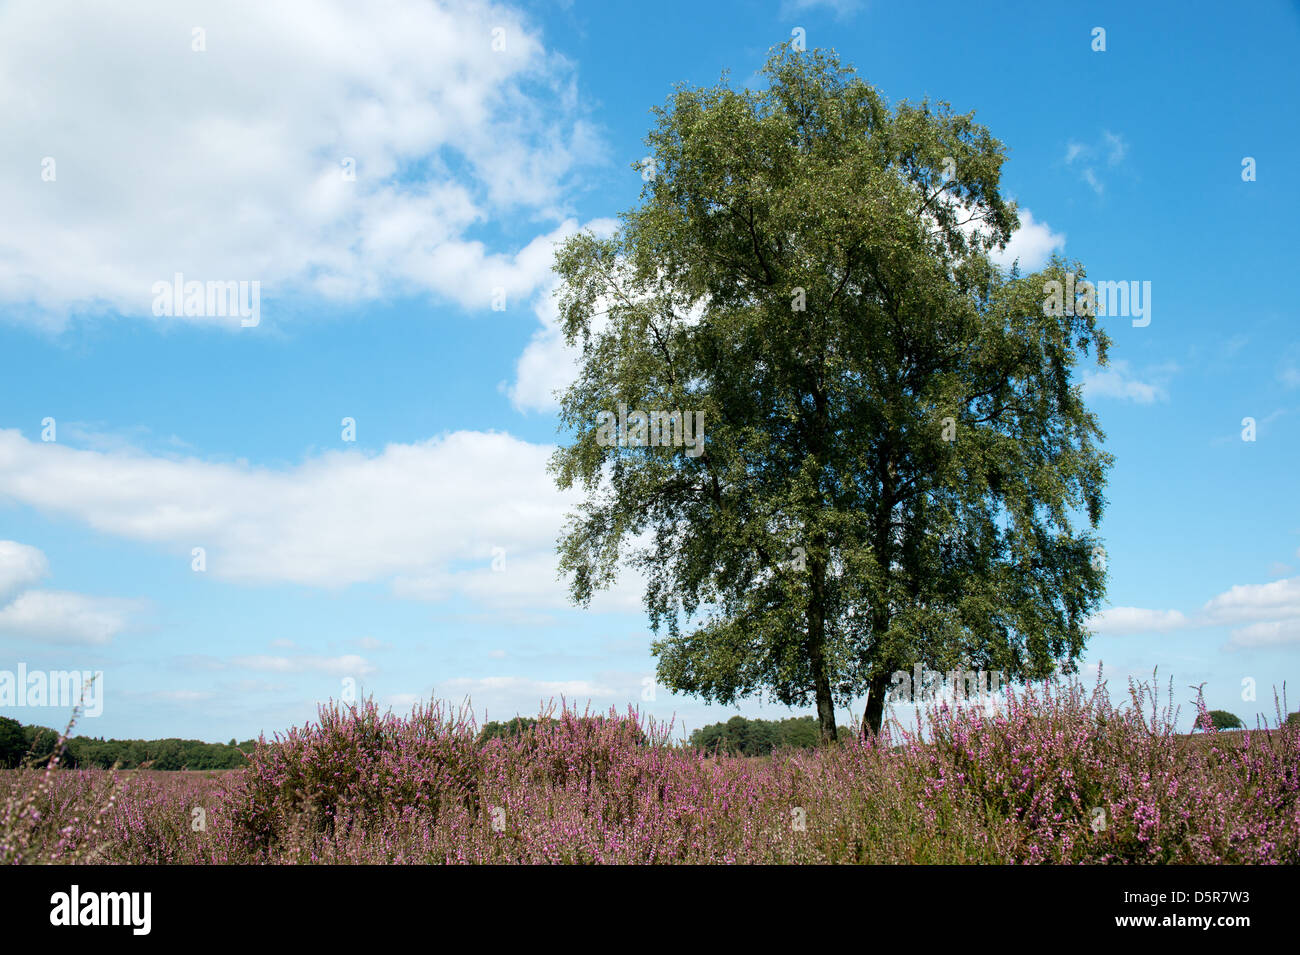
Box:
[688,715,845,755]
[0,716,25,768]
[478,717,540,743]
[550,45,1111,741]
[1205,710,1244,731]
[22,724,60,766]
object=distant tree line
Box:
[478,717,542,742]
[5,710,1296,770]
[689,716,853,756]
[477,716,650,747]
[1201,710,1300,731]
[0,716,254,769]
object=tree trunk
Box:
[807,551,838,743]
[862,446,898,739]
[863,667,891,737]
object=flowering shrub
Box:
[232,699,484,854]
[897,675,1299,863]
[3,673,1296,864]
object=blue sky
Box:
[1,0,1297,740]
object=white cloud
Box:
[1227,619,1300,648]
[989,209,1065,272]
[393,549,641,612]
[507,290,579,412]
[1088,606,1190,635]
[1203,576,1300,625]
[0,540,48,597]
[0,428,642,611]
[384,692,426,711]
[1065,131,1127,195]
[231,654,377,677]
[0,589,139,645]
[0,428,561,586]
[507,218,620,413]
[0,540,141,644]
[436,674,620,717]
[1102,131,1128,166]
[1081,360,1169,403]
[1095,576,1300,649]
[0,0,604,325]
[944,198,1066,275]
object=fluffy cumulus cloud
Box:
[0,429,641,610]
[0,590,140,645]
[1203,577,1300,623]
[0,540,48,597]
[0,541,141,644]
[0,0,605,325]
[989,209,1065,272]
[1226,619,1300,649]
[1088,576,1300,648]
[1203,577,1300,648]
[507,217,620,413]
[507,280,582,413]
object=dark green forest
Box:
[0,716,254,770]
[689,716,852,756]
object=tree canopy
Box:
[689,714,851,756]
[13,723,254,770]
[550,45,1112,739]
[1204,710,1245,731]
[0,716,25,768]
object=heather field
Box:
[4,676,1296,865]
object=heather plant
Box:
[900,671,1299,864]
[231,698,484,853]
[1,684,125,865]
[4,672,1296,865]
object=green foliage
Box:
[478,715,650,748]
[1205,710,1244,731]
[689,715,850,756]
[6,722,253,769]
[550,44,1112,739]
[0,716,26,768]
[477,717,540,743]
[22,724,61,765]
